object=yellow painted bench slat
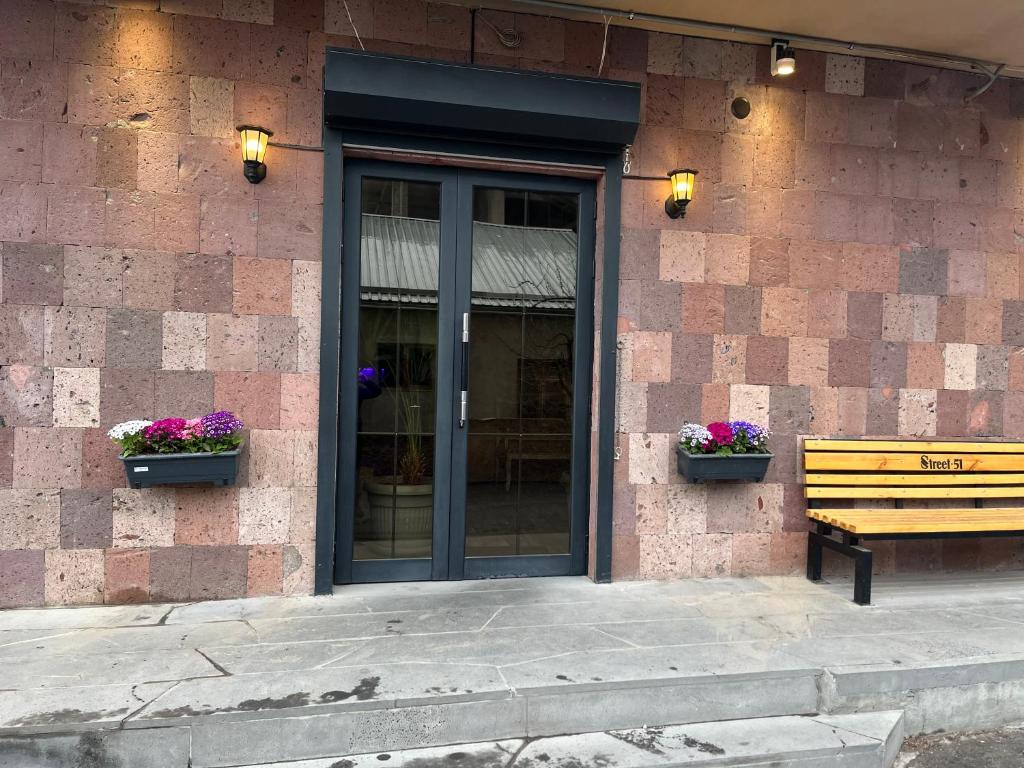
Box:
[807,510,1024,534]
[804,452,1024,472]
[806,473,1024,486]
[807,486,1024,499]
[804,439,1024,454]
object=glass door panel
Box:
[464,186,579,558]
[354,177,441,561]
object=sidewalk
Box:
[4,573,1024,766]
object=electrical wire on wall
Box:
[342,0,366,50]
[597,15,610,76]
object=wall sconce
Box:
[771,39,796,77]
[665,169,697,219]
[238,125,272,184]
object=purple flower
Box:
[200,410,244,438]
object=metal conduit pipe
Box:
[496,0,1011,75]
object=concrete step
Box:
[1,711,903,768]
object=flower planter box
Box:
[120,449,242,489]
[676,447,773,484]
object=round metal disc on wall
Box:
[731,97,751,119]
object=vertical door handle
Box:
[460,312,469,427]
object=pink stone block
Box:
[215,371,281,429]
[257,200,323,261]
[0,182,47,242]
[233,256,292,316]
[638,533,692,579]
[247,544,283,596]
[280,372,319,429]
[201,197,258,257]
[0,119,42,183]
[0,489,60,549]
[46,186,105,247]
[630,332,673,384]
[175,486,239,545]
[207,313,258,371]
[67,64,119,125]
[691,533,732,578]
[249,428,294,487]
[104,548,150,604]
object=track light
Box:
[771,39,796,77]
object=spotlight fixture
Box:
[665,169,697,219]
[770,39,796,77]
[237,125,272,184]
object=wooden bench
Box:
[804,438,1024,605]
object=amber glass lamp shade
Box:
[665,168,697,219]
[238,125,272,183]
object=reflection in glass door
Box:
[354,177,441,562]
[337,160,594,583]
[463,188,578,558]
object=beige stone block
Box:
[647,32,683,76]
[705,482,784,533]
[292,430,318,487]
[249,428,294,487]
[207,313,258,371]
[239,487,292,544]
[291,260,321,321]
[296,317,320,372]
[705,234,750,285]
[162,311,207,371]
[0,489,60,549]
[825,54,865,96]
[289,487,316,547]
[809,386,839,435]
[712,335,746,384]
[628,432,671,485]
[189,77,234,138]
[13,428,82,489]
[635,484,668,535]
[282,537,314,595]
[659,230,705,283]
[52,367,100,427]
[731,532,771,576]
[692,533,733,577]
[728,384,770,427]
[898,388,938,437]
[617,381,648,433]
[44,549,104,605]
[112,488,175,548]
[639,533,692,579]
[666,484,707,534]
[789,338,829,387]
[944,343,977,390]
[630,331,672,383]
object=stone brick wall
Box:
[1,0,1022,605]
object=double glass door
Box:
[336,160,595,582]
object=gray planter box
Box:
[120,449,242,489]
[676,446,773,484]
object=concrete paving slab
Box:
[130,661,510,725]
[0,648,219,689]
[485,597,703,628]
[592,616,782,647]
[324,625,631,667]
[202,640,366,674]
[0,604,173,631]
[0,726,191,768]
[235,740,524,768]
[166,595,372,625]
[0,621,259,657]
[0,681,174,734]
[189,698,529,767]
[247,605,497,643]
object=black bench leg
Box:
[806,532,823,582]
[853,547,873,606]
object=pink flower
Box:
[182,418,205,439]
[707,421,734,446]
[143,418,188,441]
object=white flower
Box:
[107,420,152,440]
[678,422,712,448]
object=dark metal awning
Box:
[324,49,641,153]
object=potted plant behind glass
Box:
[109,411,245,489]
[364,393,433,541]
[676,420,773,483]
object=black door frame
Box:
[315,128,628,594]
[331,157,595,584]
